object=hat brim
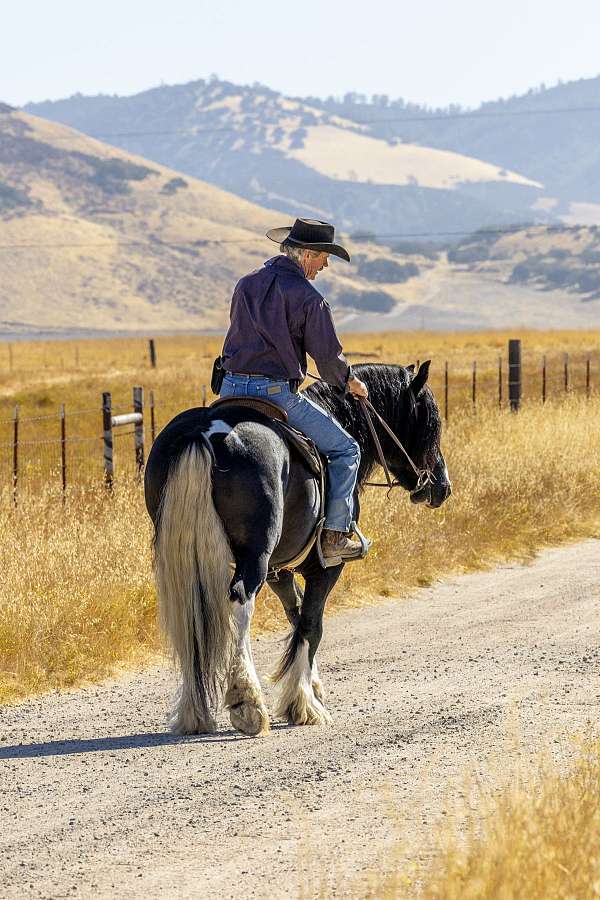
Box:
[266,226,350,263]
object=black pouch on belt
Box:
[210,356,225,394]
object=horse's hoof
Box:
[229,701,270,736]
[282,693,333,727]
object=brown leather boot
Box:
[321,529,365,564]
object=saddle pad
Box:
[210,395,288,422]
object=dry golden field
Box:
[1,329,600,703]
[362,735,600,899]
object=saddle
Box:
[209,396,369,571]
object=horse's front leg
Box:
[225,555,270,737]
[272,565,343,725]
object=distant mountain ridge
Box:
[308,75,600,208]
[25,78,555,238]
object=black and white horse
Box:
[144,362,451,737]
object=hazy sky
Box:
[4,0,600,109]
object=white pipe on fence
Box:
[111,413,143,427]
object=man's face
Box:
[302,251,329,280]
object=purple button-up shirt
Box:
[221,255,351,389]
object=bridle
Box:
[306,371,436,499]
[357,396,436,498]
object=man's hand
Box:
[347,375,369,399]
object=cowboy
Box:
[219,218,370,563]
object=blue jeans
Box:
[220,374,360,532]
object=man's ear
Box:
[411,360,431,396]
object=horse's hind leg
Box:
[269,571,324,703]
[225,555,270,737]
[272,567,342,726]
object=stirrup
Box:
[316,520,371,569]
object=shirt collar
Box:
[265,255,305,277]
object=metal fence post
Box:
[148,339,157,369]
[498,356,502,409]
[508,339,522,412]
[133,386,144,478]
[472,360,477,414]
[564,353,569,394]
[12,403,18,507]
[542,354,547,404]
[102,392,114,489]
[60,403,67,503]
[149,390,156,443]
[444,361,449,424]
[586,355,591,399]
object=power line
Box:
[0,223,591,252]
[15,102,600,144]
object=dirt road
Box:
[2,540,600,899]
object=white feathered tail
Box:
[154,441,234,733]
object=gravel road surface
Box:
[2,540,600,899]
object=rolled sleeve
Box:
[303,296,351,389]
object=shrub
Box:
[357,257,419,283]
[160,177,188,195]
[336,288,395,312]
[0,181,31,213]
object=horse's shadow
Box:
[0,722,293,760]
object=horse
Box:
[144,361,451,737]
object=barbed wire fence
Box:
[0,342,596,504]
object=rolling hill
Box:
[25,79,548,238]
[3,106,600,336]
[309,74,600,217]
[0,107,437,334]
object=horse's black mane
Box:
[304,363,441,484]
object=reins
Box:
[357,397,435,497]
[306,371,435,499]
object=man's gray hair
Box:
[280,241,318,262]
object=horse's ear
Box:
[411,359,431,396]
[406,363,416,374]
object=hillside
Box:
[3,107,600,335]
[309,75,600,215]
[25,79,547,237]
[1,108,446,334]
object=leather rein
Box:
[357,397,435,497]
[306,372,435,498]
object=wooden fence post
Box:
[102,392,114,489]
[12,403,18,507]
[564,353,569,393]
[201,384,207,407]
[60,403,66,503]
[444,361,449,424]
[149,390,156,443]
[542,354,547,404]
[508,339,522,412]
[133,386,144,478]
[498,356,502,409]
[586,355,591,399]
[472,360,477,414]
[148,339,157,369]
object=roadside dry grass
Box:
[360,736,600,899]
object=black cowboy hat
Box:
[266,218,350,262]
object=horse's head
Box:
[389,361,451,509]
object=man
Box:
[219,217,369,563]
